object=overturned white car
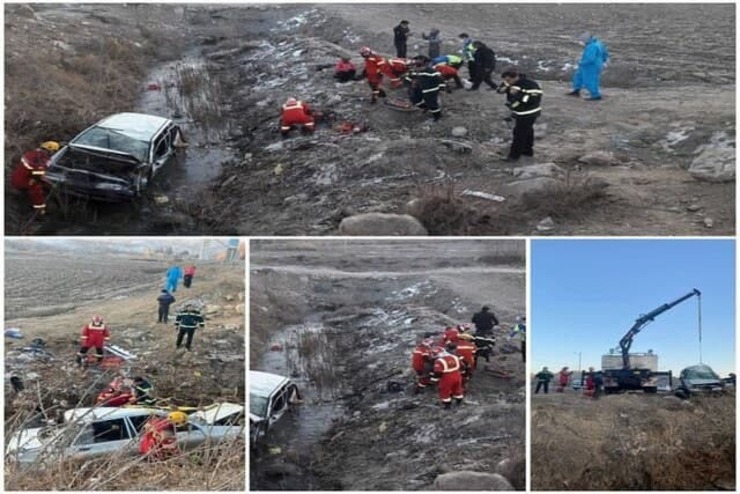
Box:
[250,370,301,448]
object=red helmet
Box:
[92,315,103,325]
[359,46,372,57]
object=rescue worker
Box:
[11,141,59,215]
[393,20,410,58]
[472,306,499,336]
[557,366,573,392]
[157,289,176,324]
[535,366,554,394]
[497,67,543,162]
[411,338,434,394]
[434,62,464,92]
[175,303,205,351]
[77,315,110,367]
[456,333,478,379]
[280,97,315,137]
[407,56,444,121]
[131,376,156,406]
[139,411,187,460]
[382,57,411,89]
[469,40,497,90]
[473,333,496,368]
[458,33,477,81]
[421,28,442,59]
[439,325,460,346]
[359,47,387,103]
[509,316,526,362]
[165,264,182,293]
[429,346,464,409]
[183,265,196,288]
[334,57,357,83]
[568,32,609,101]
[96,375,134,406]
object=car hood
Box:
[6,427,45,453]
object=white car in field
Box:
[6,405,242,467]
[249,370,301,448]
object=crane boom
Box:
[619,289,701,368]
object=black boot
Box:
[567,89,581,97]
[443,402,452,410]
[455,398,463,406]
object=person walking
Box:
[165,264,183,293]
[469,41,496,90]
[393,20,410,58]
[472,306,499,336]
[429,346,464,409]
[568,32,609,100]
[422,28,442,59]
[157,289,176,324]
[77,315,110,367]
[497,67,543,162]
[535,366,554,394]
[183,265,196,288]
[174,303,205,351]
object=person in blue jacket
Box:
[568,32,609,100]
[165,265,183,293]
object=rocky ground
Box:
[4,248,245,490]
[531,391,736,490]
[4,3,735,235]
[250,240,526,490]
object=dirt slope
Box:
[250,240,526,490]
[531,391,735,490]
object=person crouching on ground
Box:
[334,57,357,83]
[280,97,315,137]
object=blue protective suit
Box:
[165,265,183,293]
[572,37,609,98]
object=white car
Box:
[249,370,300,448]
[7,406,242,467]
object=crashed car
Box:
[6,406,241,466]
[44,112,185,202]
[250,370,301,448]
[674,364,725,398]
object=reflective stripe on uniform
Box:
[437,356,460,373]
[283,103,305,111]
[422,87,439,93]
[513,107,541,116]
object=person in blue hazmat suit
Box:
[567,32,609,100]
[165,265,183,293]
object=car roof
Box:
[250,370,291,398]
[64,406,158,423]
[192,403,244,423]
[94,112,172,141]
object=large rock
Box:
[507,177,563,197]
[688,132,735,182]
[204,304,222,315]
[433,472,514,491]
[578,150,615,166]
[451,126,468,137]
[512,162,565,180]
[338,213,428,236]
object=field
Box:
[250,240,526,490]
[531,391,735,490]
[4,3,735,235]
[4,246,245,490]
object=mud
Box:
[5,3,735,235]
[250,240,526,490]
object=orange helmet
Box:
[359,46,372,57]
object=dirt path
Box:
[250,240,526,490]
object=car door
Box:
[68,418,136,460]
[268,385,291,428]
[175,422,208,451]
[150,127,175,176]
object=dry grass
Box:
[518,169,609,221]
[531,392,735,490]
[409,182,474,235]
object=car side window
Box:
[272,387,289,415]
[128,415,151,434]
[153,133,171,160]
[90,418,131,443]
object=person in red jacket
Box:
[334,57,357,83]
[412,338,434,393]
[359,47,387,103]
[455,332,478,379]
[280,97,315,137]
[77,315,110,367]
[434,63,464,92]
[557,366,573,392]
[96,376,134,406]
[183,265,196,288]
[439,325,460,347]
[382,57,411,89]
[10,141,59,215]
[139,411,187,460]
[429,347,464,409]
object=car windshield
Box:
[683,366,720,381]
[73,127,149,162]
[250,393,269,418]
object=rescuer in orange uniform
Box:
[10,141,59,215]
[381,57,411,89]
[359,47,387,103]
[429,346,464,409]
[280,97,315,137]
[411,338,435,393]
[77,315,110,367]
[139,411,187,460]
[455,332,478,380]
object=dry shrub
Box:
[409,182,471,235]
[519,169,608,221]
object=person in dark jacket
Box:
[175,303,205,351]
[535,367,554,394]
[469,41,496,90]
[393,20,410,58]
[406,56,445,121]
[472,306,499,336]
[132,376,157,406]
[157,289,176,324]
[422,28,442,59]
[497,67,543,162]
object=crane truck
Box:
[602,289,701,394]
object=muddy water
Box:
[255,320,344,453]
